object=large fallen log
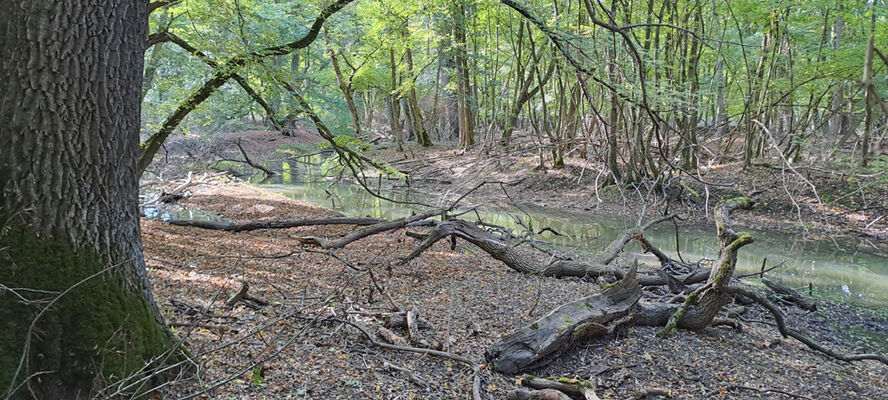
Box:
[168,216,385,232]
[485,264,641,374]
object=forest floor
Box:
[142,181,888,399]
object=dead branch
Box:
[233,139,275,176]
[723,286,888,365]
[224,282,268,308]
[297,210,441,249]
[168,216,384,232]
[399,216,687,286]
[334,318,482,400]
[762,279,817,311]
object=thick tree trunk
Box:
[0,2,173,398]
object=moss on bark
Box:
[0,227,170,398]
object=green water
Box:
[257,160,888,309]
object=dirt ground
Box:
[142,181,888,399]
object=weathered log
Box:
[520,376,600,400]
[507,389,572,400]
[762,279,817,311]
[168,216,385,232]
[485,264,641,374]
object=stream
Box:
[251,160,888,311]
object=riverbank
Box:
[141,181,888,399]
[148,129,888,255]
[371,144,888,255]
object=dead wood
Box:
[335,318,483,400]
[297,209,441,249]
[723,286,888,365]
[377,326,407,346]
[507,389,572,400]
[657,197,755,333]
[225,282,269,308]
[704,383,812,399]
[406,305,419,342]
[762,279,817,311]
[399,215,696,287]
[626,388,671,400]
[233,138,276,176]
[168,216,384,232]
[520,375,600,400]
[485,264,641,374]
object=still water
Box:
[257,160,888,309]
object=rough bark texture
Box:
[0,1,173,398]
[486,265,641,374]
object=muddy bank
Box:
[141,181,888,399]
[370,145,888,254]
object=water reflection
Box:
[258,160,888,308]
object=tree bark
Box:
[0,2,173,397]
[389,48,404,150]
[326,31,362,139]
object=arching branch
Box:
[138,0,356,174]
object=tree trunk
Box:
[405,44,432,146]
[861,35,874,167]
[0,1,173,398]
[453,3,475,147]
[328,46,362,139]
[389,48,404,151]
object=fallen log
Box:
[507,389,572,400]
[762,279,817,311]
[519,376,599,400]
[168,216,384,232]
[485,264,641,374]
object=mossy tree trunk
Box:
[0,1,174,398]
